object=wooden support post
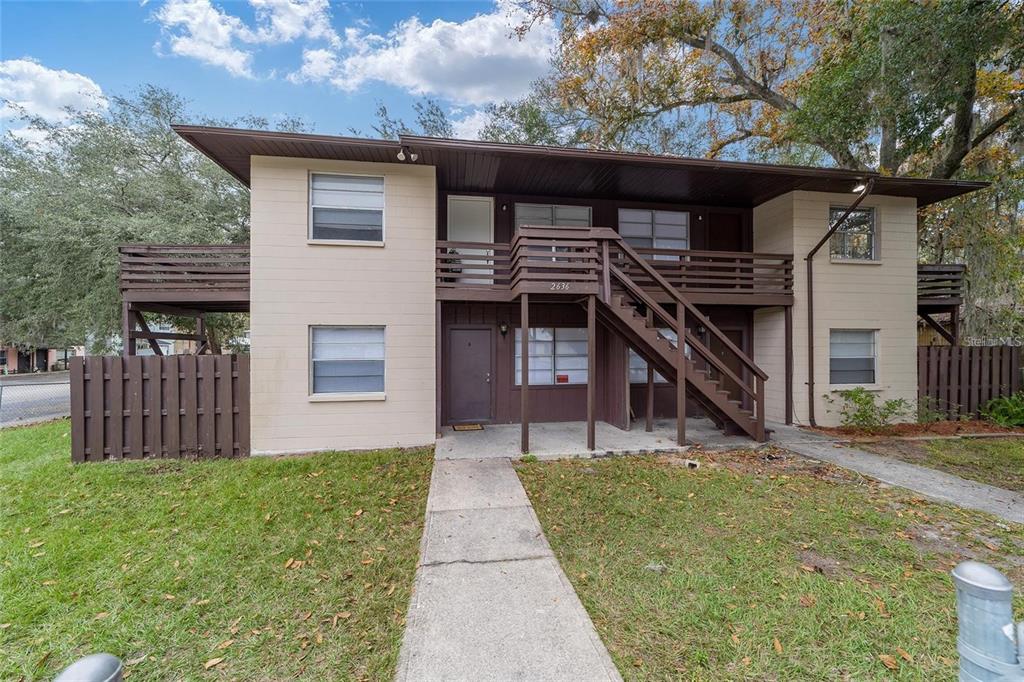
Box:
[122,301,135,356]
[436,300,442,436]
[587,295,596,450]
[520,294,530,454]
[676,305,686,446]
[645,308,654,432]
[784,305,793,425]
[756,375,766,441]
[950,306,961,346]
[195,315,207,355]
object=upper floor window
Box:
[618,209,689,258]
[514,203,592,229]
[309,173,384,243]
[829,206,876,261]
[310,326,385,395]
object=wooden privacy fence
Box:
[71,355,250,462]
[918,346,1022,419]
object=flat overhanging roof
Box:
[173,124,988,208]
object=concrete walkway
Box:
[396,458,622,681]
[771,423,1024,524]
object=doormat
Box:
[453,424,484,431]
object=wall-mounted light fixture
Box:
[852,181,868,193]
[396,146,418,162]
[498,321,509,336]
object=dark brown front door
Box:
[448,328,493,423]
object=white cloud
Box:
[288,48,338,84]
[300,3,556,105]
[153,0,339,78]
[452,109,491,140]
[0,58,107,139]
[250,0,339,46]
[154,0,257,77]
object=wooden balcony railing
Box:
[437,229,793,305]
[119,244,250,307]
[918,264,965,308]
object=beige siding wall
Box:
[249,156,436,454]
[752,194,795,424]
[754,191,919,427]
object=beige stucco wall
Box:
[754,191,919,427]
[249,156,437,454]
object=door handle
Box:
[485,372,491,383]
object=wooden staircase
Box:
[594,232,768,442]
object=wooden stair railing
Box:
[591,228,767,441]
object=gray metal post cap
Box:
[952,560,1013,599]
[54,653,123,682]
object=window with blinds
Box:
[618,209,689,257]
[310,326,385,394]
[829,329,877,384]
[309,173,384,242]
[514,203,592,229]
[514,327,589,385]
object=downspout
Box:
[804,177,875,426]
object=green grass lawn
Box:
[0,420,432,681]
[517,449,1023,680]
[861,437,1024,492]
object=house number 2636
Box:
[549,282,570,291]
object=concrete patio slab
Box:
[435,417,757,460]
[419,506,552,565]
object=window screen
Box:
[829,207,875,260]
[618,209,689,254]
[514,203,592,229]
[310,326,385,394]
[310,174,384,241]
[829,329,876,384]
[514,327,589,385]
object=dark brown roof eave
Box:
[172,124,990,205]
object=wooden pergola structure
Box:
[119,244,250,356]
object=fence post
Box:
[952,560,1022,681]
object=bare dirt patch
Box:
[661,446,861,484]
[812,420,1024,439]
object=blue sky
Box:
[0,0,557,139]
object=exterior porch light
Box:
[852,181,867,193]
[498,321,509,336]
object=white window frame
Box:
[514,203,592,229]
[828,329,878,387]
[617,208,690,260]
[514,327,589,386]
[308,171,386,247]
[829,206,878,262]
[308,325,387,402]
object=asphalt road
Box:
[0,372,71,427]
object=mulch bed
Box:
[810,420,1024,439]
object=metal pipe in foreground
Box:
[54,653,123,682]
[952,560,1023,681]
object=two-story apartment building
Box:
[150,126,979,455]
